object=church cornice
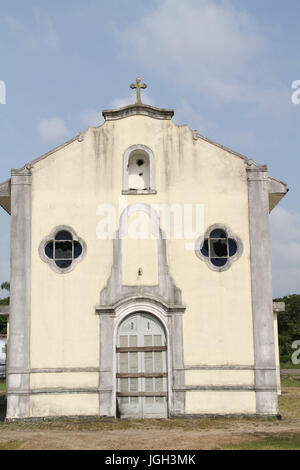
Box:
[102,103,174,121]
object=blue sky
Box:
[0,0,299,297]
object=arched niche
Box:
[122,145,156,194]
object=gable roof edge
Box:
[192,131,251,163]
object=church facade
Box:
[0,79,287,420]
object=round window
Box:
[40,227,86,273]
[196,225,241,271]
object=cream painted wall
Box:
[30,372,98,389]
[185,369,254,387]
[30,114,254,411]
[30,393,99,418]
[122,213,158,285]
[185,391,256,415]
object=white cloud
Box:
[174,100,215,134]
[38,117,70,143]
[1,8,60,50]
[111,91,154,109]
[270,207,300,297]
[271,206,300,244]
[119,0,287,107]
[81,108,103,127]
[111,96,134,108]
[32,7,60,49]
[80,93,155,128]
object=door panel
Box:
[116,313,168,418]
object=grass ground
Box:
[223,434,300,450]
[0,440,21,450]
[0,375,299,450]
[280,363,300,369]
[280,375,300,388]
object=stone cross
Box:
[130,77,147,104]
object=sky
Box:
[0,0,299,298]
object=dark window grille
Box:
[200,229,238,267]
[45,231,83,269]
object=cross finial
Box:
[130,77,147,105]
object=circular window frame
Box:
[194,224,243,272]
[39,225,87,274]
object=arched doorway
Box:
[116,312,168,418]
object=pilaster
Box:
[247,160,278,415]
[6,165,31,419]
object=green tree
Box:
[274,294,300,367]
[0,281,9,305]
[0,282,10,292]
[0,281,9,335]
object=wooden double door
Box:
[116,313,168,418]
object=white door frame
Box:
[113,302,171,418]
[96,295,185,418]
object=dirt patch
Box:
[0,388,299,450]
[0,425,299,450]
